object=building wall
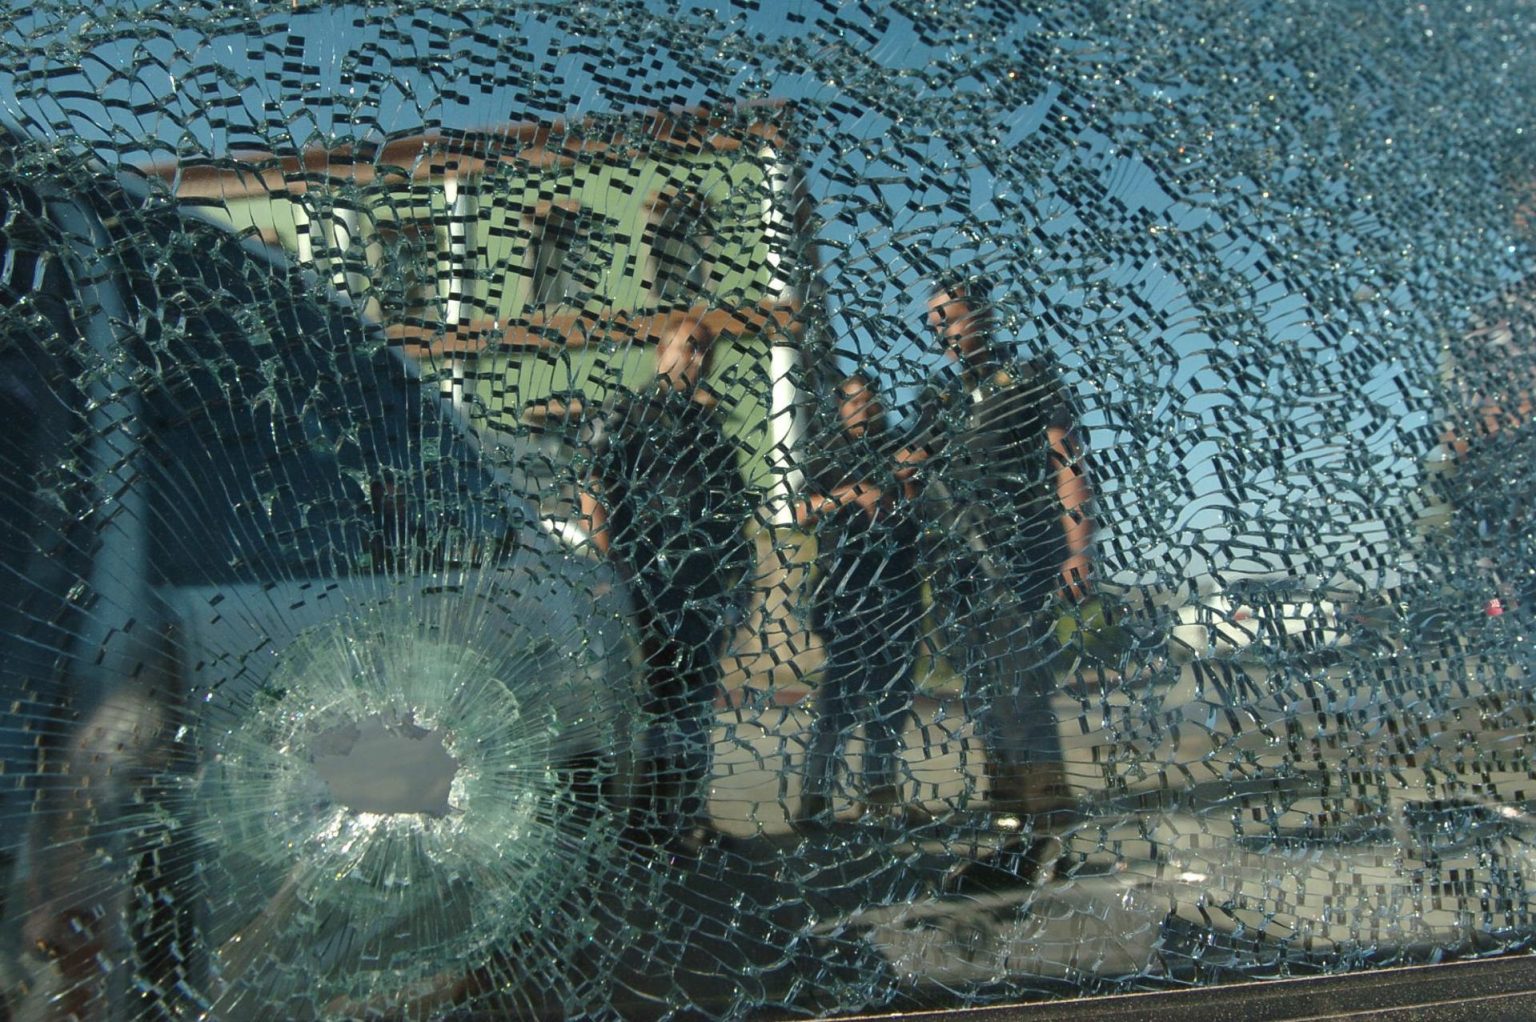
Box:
[198,140,794,490]
[178,126,833,693]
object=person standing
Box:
[1431,281,1536,621]
[794,373,927,826]
[900,272,1095,886]
[578,319,753,848]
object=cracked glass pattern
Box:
[2,1,1535,1019]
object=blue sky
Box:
[4,0,1529,592]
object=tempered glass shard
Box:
[190,570,641,1015]
[2,2,1536,1020]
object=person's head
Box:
[654,317,715,393]
[926,272,995,365]
[835,372,883,438]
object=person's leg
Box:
[797,687,839,822]
[652,530,753,838]
[982,669,1073,823]
[629,562,713,832]
[857,616,915,802]
[967,603,1072,820]
[666,606,726,833]
[799,627,857,821]
[634,640,680,836]
[944,597,1073,891]
[623,586,671,839]
[846,569,930,823]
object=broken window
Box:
[645,192,719,306]
[2,2,1536,1020]
[527,204,621,312]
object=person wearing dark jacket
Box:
[794,373,926,825]
[899,273,1095,886]
[578,320,753,847]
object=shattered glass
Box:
[2,1,1535,1018]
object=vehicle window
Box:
[2,3,1536,1021]
[108,215,509,585]
[646,191,719,306]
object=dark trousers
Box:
[638,614,722,830]
[803,536,923,803]
[802,617,920,801]
[938,557,1070,815]
[631,550,738,833]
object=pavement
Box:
[9,605,1534,1021]
[706,688,989,837]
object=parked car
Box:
[0,130,645,1019]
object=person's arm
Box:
[577,484,611,555]
[794,493,834,527]
[894,386,945,498]
[1048,422,1094,602]
[795,477,889,524]
[827,479,890,518]
[893,444,929,493]
[575,411,615,556]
